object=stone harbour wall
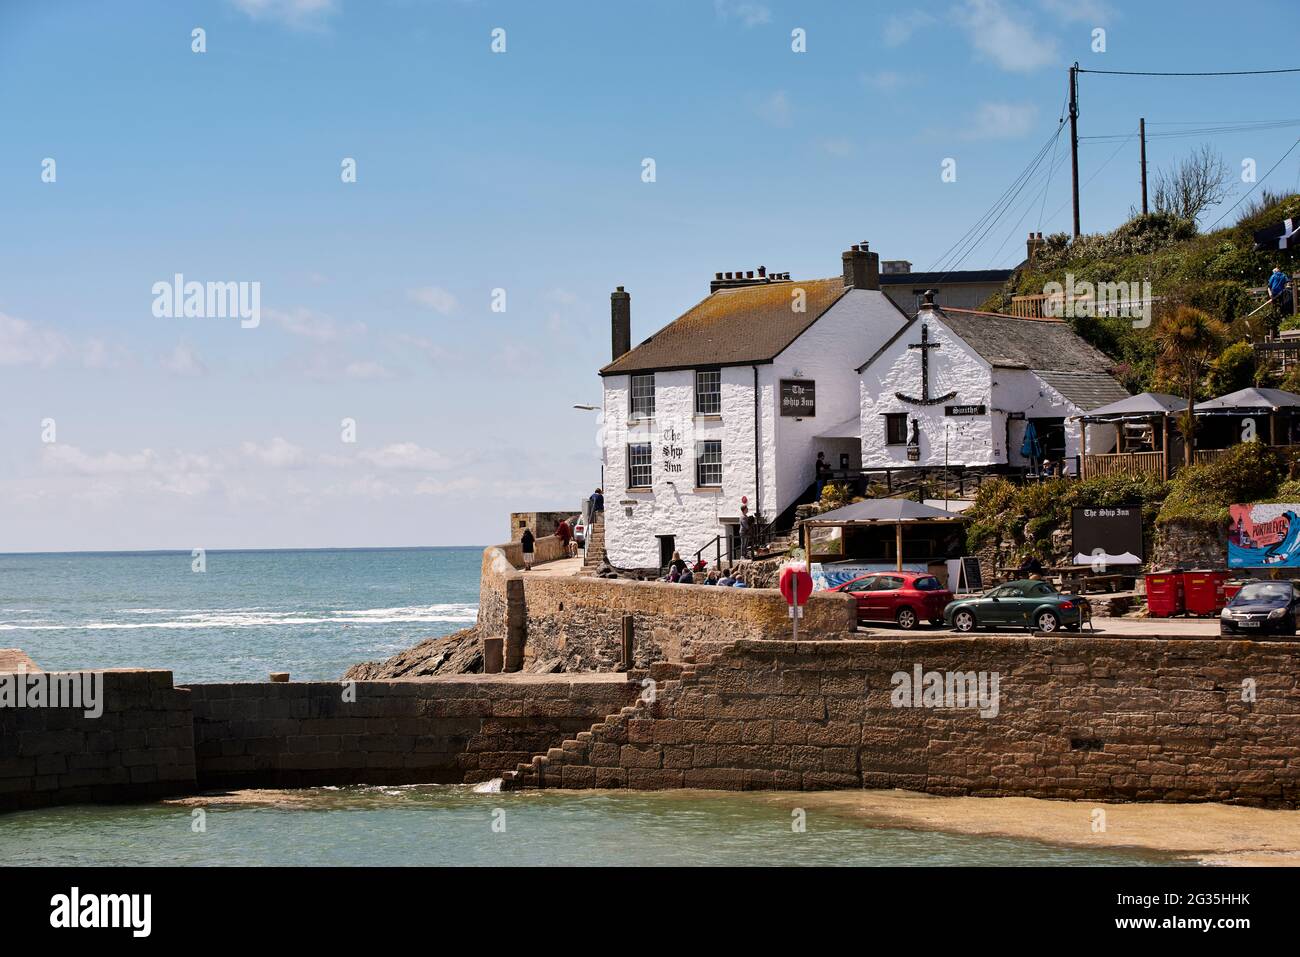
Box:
[186,674,638,788]
[0,669,196,812]
[477,542,858,672]
[505,636,1300,807]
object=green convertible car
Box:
[943,579,1089,633]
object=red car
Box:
[829,571,954,629]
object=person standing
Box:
[815,451,830,499]
[520,527,535,571]
[556,517,573,557]
[1269,266,1292,335]
[738,503,755,559]
[589,487,604,520]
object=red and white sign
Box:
[779,564,814,607]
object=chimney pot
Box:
[746,270,754,279]
[715,272,722,280]
[758,266,766,277]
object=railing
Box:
[1081,450,1166,480]
[693,534,728,568]
[1192,448,1231,466]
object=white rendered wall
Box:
[601,366,761,569]
[773,288,907,510]
[858,314,1000,468]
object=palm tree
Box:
[1155,305,1227,466]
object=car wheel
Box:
[1036,611,1060,633]
[952,610,976,633]
[896,607,918,630]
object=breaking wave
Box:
[0,603,478,631]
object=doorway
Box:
[657,535,676,572]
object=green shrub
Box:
[1205,341,1257,396]
[1157,443,1287,523]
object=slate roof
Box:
[600,278,860,376]
[1035,371,1134,412]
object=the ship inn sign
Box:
[780,379,816,417]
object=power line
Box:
[1078,67,1300,77]
[1205,135,1300,230]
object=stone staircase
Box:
[581,515,606,573]
[500,659,702,790]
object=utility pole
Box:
[1139,117,1148,215]
[1069,61,1080,238]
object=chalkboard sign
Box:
[960,556,983,592]
[780,379,816,417]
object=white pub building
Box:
[597,244,1127,572]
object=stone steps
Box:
[500,654,714,790]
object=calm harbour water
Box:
[0,786,1180,867]
[0,548,1184,866]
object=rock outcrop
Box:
[342,627,483,680]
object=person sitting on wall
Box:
[703,571,719,585]
[717,568,735,586]
[668,551,688,578]
[679,568,695,584]
[731,574,748,588]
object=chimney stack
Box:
[842,241,880,290]
[1026,231,1045,264]
[611,286,631,361]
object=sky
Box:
[2,0,1299,551]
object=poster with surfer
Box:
[1228,504,1300,567]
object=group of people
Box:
[661,551,748,587]
[518,487,605,570]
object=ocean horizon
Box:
[0,546,484,683]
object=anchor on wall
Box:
[895,323,956,406]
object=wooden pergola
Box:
[801,499,967,571]
[1075,392,1183,480]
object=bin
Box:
[1223,579,1251,602]
[1183,569,1229,617]
[1144,570,1185,618]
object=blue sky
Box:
[2,0,1298,551]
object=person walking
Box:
[556,517,573,557]
[520,527,535,571]
[589,487,604,519]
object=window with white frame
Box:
[630,373,655,419]
[695,369,721,415]
[627,442,652,488]
[695,440,722,488]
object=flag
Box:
[1253,217,1300,251]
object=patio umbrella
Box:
[1021,420,1042,467]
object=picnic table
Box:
[1047,566,1139,594]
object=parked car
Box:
[829,571,953,629]
[943,579,1087,633]
[1219,581,1299,636]
[573,521,586,547]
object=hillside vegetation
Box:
[981,193,1300,395]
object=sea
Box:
[0,547,1183,866]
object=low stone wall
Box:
[506,636,1300,807]
[477,543,857,672]
[186,675,638,788]
[0,670,195,812]
[1153,517,1230,569]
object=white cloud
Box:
[818,138,855,158]
[884,10,935,45]
[408,286,459,315]
[266,307,364,342]
[1039,0,1113,23]
[392,333,454,364]
[962,101,1038,139]
[755,90,792,127]
[343,360,394,380]
[714,1,771,28]
[862,70,907,91]
[0,312,67,367]
[228,0,339,29]
[41,445,156,475]
[952,0,1058,72]
[359,442,455,471]
[160,342,207,377]
[241,437,307,469]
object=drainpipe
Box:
[752,365,762,519]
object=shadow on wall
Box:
[477,542,857,672]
